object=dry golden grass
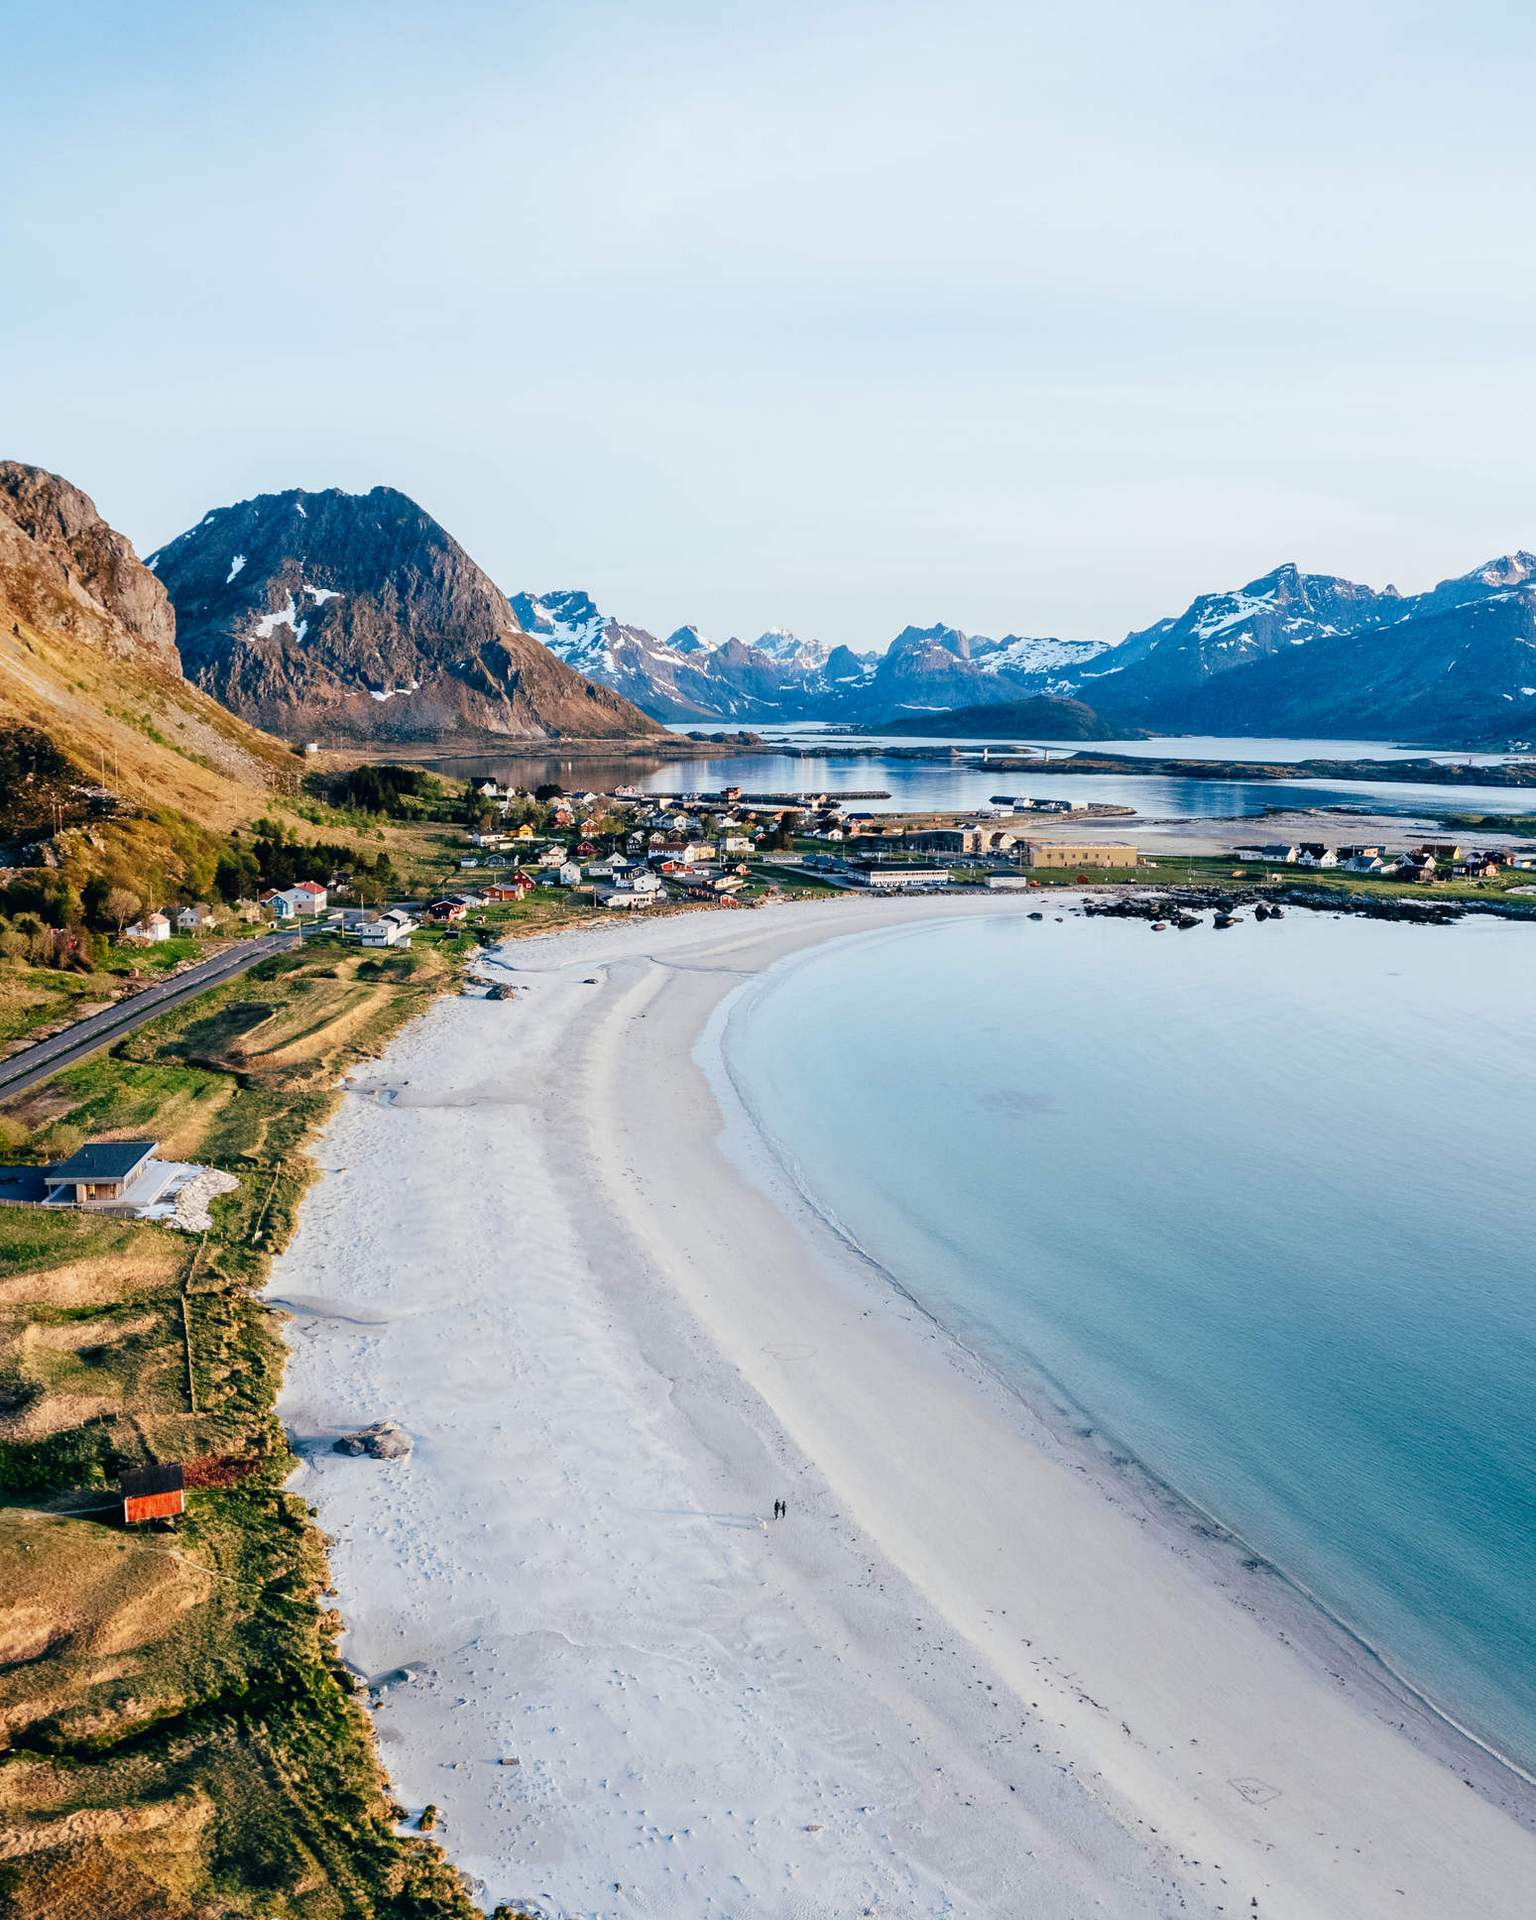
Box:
[248,986,380,1070]
[0,1511,214,1743]
[0,939,484,1919]
[0,1780,215,1920]
[0,1247,182,1311]
[0,609,290,834]
[138,1081,235,1162]
[205,964,405,1085]
[0,1391,118,1445]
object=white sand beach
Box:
[270,897,1536,1919]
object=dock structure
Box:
[641,790,891,809]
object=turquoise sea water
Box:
[722,911,1536,1773]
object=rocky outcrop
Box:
[152,489,661,743]
[0,461,179,669]
[333,1420,413,1460]
[1,460,293,817]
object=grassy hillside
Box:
[0,934,492,1920]
[0,571,296,842]
[0,466,318,939]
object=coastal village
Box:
[6,770,1528,1224]
[3,757,1536,1920]
[247,776,1536,927]
[37,771,1536,963]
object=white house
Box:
[556,862,584,887]
[847,867,944,892]
[597,884,654,910]
[124,911,172,943]
[357,912,414,948]
[176,904,215,933]
[265,889,313,920]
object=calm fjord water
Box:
[467,741,1536,823]
[723,911,1536,1772]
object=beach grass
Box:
[0,935,486,1919]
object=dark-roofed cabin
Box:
[43,1140,156,1206]
[120,1462,186,1526]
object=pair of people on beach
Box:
[772,1497,788,1520]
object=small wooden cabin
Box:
[120,1462,185,1526]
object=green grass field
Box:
[0,939,483,1920]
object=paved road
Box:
[0,928,304,1104]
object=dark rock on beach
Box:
[334,1419,413,1459]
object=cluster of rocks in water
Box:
[1082,885,1468,926]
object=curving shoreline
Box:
[271,895,1536,1918]
[706,922,1536,1802]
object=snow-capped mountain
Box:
[751,627,829,671]
[513,592,1112,724]
[509,590,815,721]
[510,589,864,721]
[1083,554,1536,741]
[1079,563,1404,711]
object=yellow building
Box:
[1023,841,1138,869]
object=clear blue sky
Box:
[6,0,1536,649]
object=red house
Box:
[120,1462,185,1526]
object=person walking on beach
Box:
[772,1499,782,1520]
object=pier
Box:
[645,790,892,805]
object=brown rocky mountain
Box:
[0,458,179,670]
[1,461,291,832]
[150,487,661,743]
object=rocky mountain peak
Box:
[889,623,971,662]
[150,491,657,743]
[1460,551,1536,591]
[509,587,603,637]
[1,459,178,668]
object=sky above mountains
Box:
[7,0,1536,651]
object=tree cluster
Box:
[328,763,431,816]
[214,818,398,907]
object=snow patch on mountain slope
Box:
[973,634,1111,675]
[1189,588,1279,639]
[254,595,307,642]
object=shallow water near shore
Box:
[722,909,1536,1773]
